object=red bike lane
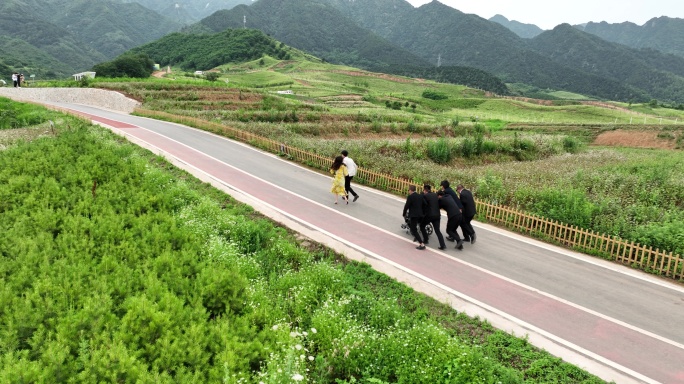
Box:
[95,119,684,384]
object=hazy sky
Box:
[406,0,684,30]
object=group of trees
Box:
[92,53,155,78]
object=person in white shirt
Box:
[341,150,359,202]
[12,73,18,88]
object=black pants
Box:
[446,214,462,242]
[409,217,424,244]
[460,215,475,240]
[13,80,18,87]
[344,175,357,197]
[422,215,445,248]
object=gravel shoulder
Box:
[0,87,140,113]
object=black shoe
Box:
[446,236,455,242]
[353,195,359,202]
[416,245,426,250]
[423,241,429,245]
[438,246,447,250]
[455,240,464,250]
[470,233,477,244]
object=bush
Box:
[422,90,448,100]
[427,137,451,164]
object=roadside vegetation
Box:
[0,100,607,383]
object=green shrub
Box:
[422,90,448,100]
[427,137,452,164]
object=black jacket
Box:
[438,194,462,219]
[459,188,476,217]
[423,192,441,219]
[443,187,464,210]
[403,192,427,218]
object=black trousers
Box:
[460,215,475,240]
[421,215,445,248]
[344,175,358,197]
[409,217,424,244]
[446,214,462,242]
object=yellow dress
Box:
[330,165,348,196]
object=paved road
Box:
[29,102,684,383]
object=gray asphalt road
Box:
[33,101,684,383]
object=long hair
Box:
[331,155,344,171]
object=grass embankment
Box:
[0,100,606,382]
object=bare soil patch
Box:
[593,130,676,149]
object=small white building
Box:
[73,71,96,81]
[276,90,293,95]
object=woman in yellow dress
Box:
[330,155,349,204]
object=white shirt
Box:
[343,156,357,177]
[12,73,17,81]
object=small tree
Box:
[205,72,220,82]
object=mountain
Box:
[528,24,684,102]
[489,14,544,38]
[0,0,181,79]
[321,0,642,101]
[188,0,431,70]
[578,17,684,58]
[119,0,253,24]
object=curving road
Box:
[9,97,684,384]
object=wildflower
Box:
[308,356,314,361]
[311,328,317,334]
[272,325,279,330]
[295,344,303,350]
[292,373,304,381]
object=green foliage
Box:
[0,110,603,382]
[204,72,220,82]
[427,137,451,164]
[92,53,155,78]
[422,89,448,100]
[0,97,51,129]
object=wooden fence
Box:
[135,108,684,281]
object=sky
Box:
[406,0,684,30]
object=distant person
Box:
[440,180,464,241]
[403,185,427,250]
[457,184,477,244]
[11,73,17,88]
[341,150,359,202]
[18,74,23,88]
[422,185,446,250]
[330,155,349,204]
[437,190,464,250]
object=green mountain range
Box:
[578,17,684,58]
[118,0,253,23]
[0,0,181,79]
[489,14,544,38]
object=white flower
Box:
[311,328,317,334]
[302,331,308,336]
[272,325,279,330]
[295,344,303,350]
[308,356,314,361]
[292,373,304,381]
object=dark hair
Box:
[440,180,450,188]
[341,150,349,157]
[409,185,417,192]
[456,184,465,190]
[423,184,431,192]
[331,155,344,171]
[437,190,445,196]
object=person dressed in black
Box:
[421,185,446,250]
[457,184,477,244]
[440,180,464,242]
[437,190,464,250]
[402,185,427,250]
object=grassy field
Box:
[0,99,607,383]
